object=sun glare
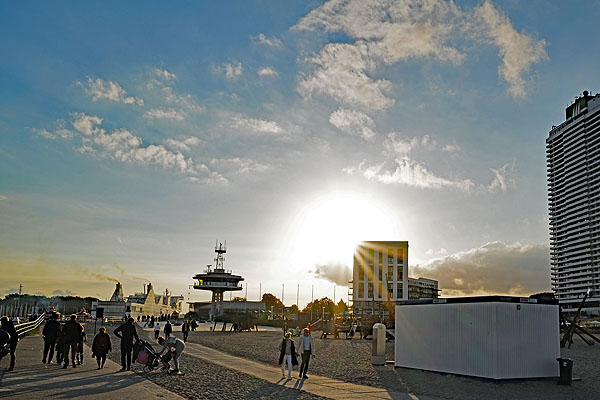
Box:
[287,192,397,273]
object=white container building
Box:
[394,296,560,379]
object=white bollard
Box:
[371,323,386,365]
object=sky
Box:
[1,0,600,307]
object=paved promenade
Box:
[181,341,420,400]
[0,335,183,399]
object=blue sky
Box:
[1,1,600,305]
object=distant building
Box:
[91,282,183,321]
[547,91,600,315]
[351,241,439,316]
[127,282,184,319]
[352,241,409,315]
[408,277,440,300]
[188,300,265,320]
[91,282,126,320]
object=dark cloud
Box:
[312,261,352,287]
[412,241,551,297]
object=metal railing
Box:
[15,314,45,338]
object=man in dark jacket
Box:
[164,320,172,339]
[114,317,139,371]
[42,313,61,364]
[60,314,83,369]
[0,317,18,371]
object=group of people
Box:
[279,327,315,379]
[41,313,87,369]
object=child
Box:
[76,327,86,365]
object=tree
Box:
[231,297,247,302]
[261,293,283,309]
[335,299,348,315]
[301,297,334,316]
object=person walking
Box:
[154,322,161,339]
[297,328,315,379]
[91,327,112,369]
[181,320,189,342]
[0,317,18,371]
[164,320,172,339]
[114,317,139,371]
[76,327,86,365]
[157,336,185,374]
[60,314,82,369]
[278,332,298,379]
[42,313,61,364]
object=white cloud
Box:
[294,0,546,105]
[209,157,269,174]
[257,66,278,77]
[349,157,476,191]
[164,136,202,153]
[213,62,243,79]
[442,143,461,152]
[153,67,177,82]
[144,108,186,121]
[384,132,435,154]
[412,241,551,296]
[71,113,105,137]
[471,1,547,98]
[31,128,58,140]
[298,42,393,111]
[311,261,352,286]
[328,108,376,141]
[250,33,282,48]
[162,87,203,112]
[231,116,283,134]
[78,76,144,106]
[488,162,515,193]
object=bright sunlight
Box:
[286,192,398,273]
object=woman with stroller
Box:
[0,317,17,371]
[157,335,185,374]
[91,327,112,369]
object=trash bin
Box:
[556,358,573,385]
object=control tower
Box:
[192,241,244,320]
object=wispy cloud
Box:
[33,112,227,184]
[0,195,7,201]
[328,108,376,141]
[412,241,551,296]
[231,116,283,135]
[384,132,435,154]
[297,42,393,111]
[346,157,476,191]
[153,67,177,82]
[250,33,282,48]
[77,76,144,106]
[442,143,461,152]
[471,1,547,98]
[488,162,515,193]
[164,136,202,153]
[213,62,243,79]
[144,108,186,121]
[294,0,546,108]
[257,66,278,77]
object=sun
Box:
[286,192,397,273]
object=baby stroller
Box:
[133,340,161,372]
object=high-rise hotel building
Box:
[352,241,409,315]
[547,91,600,315]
